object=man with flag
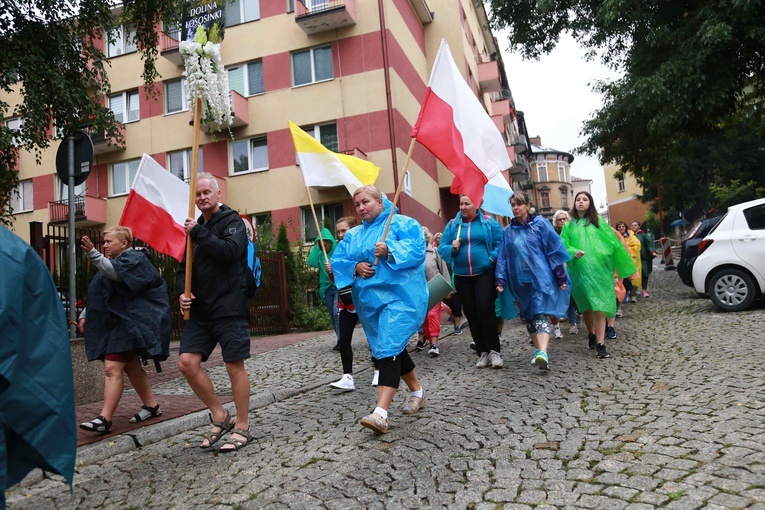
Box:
[176,172,254,452]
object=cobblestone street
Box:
[8,266,765,509]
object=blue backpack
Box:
[245,241,261,298]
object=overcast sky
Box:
[496,32,620,209]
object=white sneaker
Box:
[488,350,503,369]
[475,352,489,368]
[615,306,623,318]
[553,325,563,339]
[330,374,355,391]
[370,370,379,387]
[568,323,578,335]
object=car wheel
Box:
[708,269,758,312]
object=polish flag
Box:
[119,154,198,261]
[411,39,512,206]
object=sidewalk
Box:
[75,330,325,447]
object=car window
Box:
[743,204,765,230]
[699,217,722,237]
[705,213,727,236]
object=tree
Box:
[0,0,182,225]
[488,0,765,211]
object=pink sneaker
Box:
[642,291,650,298]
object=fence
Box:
[33,222,290,337]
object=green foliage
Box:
[709,179,765,208]
[290,304,332,331]
[488,0,765,212]
[0,0,183,225]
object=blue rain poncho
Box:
[331,198,427,359]
[560,216,636,317]
[495,215,571,318]
[0,226,75,502]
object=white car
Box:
[692,197,765,311]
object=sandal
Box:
[200,410,235,449]
[219,427,254,453]
[129,404,162,423]
[80,415,112,434]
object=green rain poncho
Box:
[560,217,636,318]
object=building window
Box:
[107,25,137,57]
[537,161,548,182]
[540,190,550,210]
[232,135,269,174]
[228,60,264,96]
[558,162,566,182]
[110,159,140,196]
[302,202,343,242]
[10,180,33,213]
[304,122,338,151]
[226,0,260,26]
[286,0,294,13]
[58,180,86,202]
[617,178,626,192]
[165,78,188,114]
[292,45,333,87]
[252,212,272,229]
[305,0,330,12]
[168,148,204,182]
[5,117,23,146]
[109,90,140,123]
[560,187,569,209]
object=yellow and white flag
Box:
[289,121,379,194]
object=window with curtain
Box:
[164,78,188,114]
[558,162,566,182]
[226,0,260,26]
[537,161,548,182]
[617,178,626,192]
[232,136,269,174]
[303,122,338,151]
[540,190,551,209]
[560,187,569,209]
[109,90,140,123]
[168,148,204,182]
[228,60,264,96]
[110,159,140,196]
[107,25,137,57]
[10,180,34,213]
[5,117,23,146]
[292,45,333,86]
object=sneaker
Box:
[402,391,427,414]
[606,326,617,340]
[568,323,578,335]
[469,341,477,351]
[553,325,563,339]
[359,412,389,434]
[414,340,428,352]
[615,306,623,318]
[642,290,650,298]
[488,350,503,369]
[129,404,161,423]
[329,374,355,391]
[428,345,440,357]
[630,296,637,303]
[475,352,489,368]
[588,333,597,350]
[371,370,379,387]
[454,325,462,334]
[533,350,549,370]
[596,343,611,358]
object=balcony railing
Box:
[295,0,356,35]
[478,60,501,93]
[193,90,249,133]
[48,195,107,226]
[159,30,183,66]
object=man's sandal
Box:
[200,410,235,449]
[219,428,254,453]
[80,415,112,434]
[129,404,162,423]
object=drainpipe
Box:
[378,0,400,210]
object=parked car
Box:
[677,216,722,287]
[692,197,765,311]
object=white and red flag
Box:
[411,39,511,206]
[119,154,199,261]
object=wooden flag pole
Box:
[183,96,203,320]
[374,137,417,265]
[306,187,330,266]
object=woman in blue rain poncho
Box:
[495,192,570,370]
[331,185,427,434]
[560,192,635,359]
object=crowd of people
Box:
[77,180,653,440]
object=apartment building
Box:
[5,0,527,245]
[525,137,574,219]
[603,161,651,226]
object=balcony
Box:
[193,90,249,133]
[295,0,356,35]
[159,30,183,67]
[82,124,125,155]
[491,97,510,134]
[509,158,529,182]
[48,195,107,226]
[478,60,501,93]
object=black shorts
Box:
[180,317,251,363]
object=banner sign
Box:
[182,1,226,42]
